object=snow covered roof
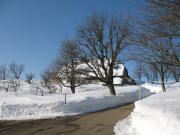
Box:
[57,59,132,85]
[76,60,125,77]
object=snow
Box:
[141,83,162,93]
[114,77,123,84]
[75,60,125,77]
[58,60,126,85]
[114,82,180,135]
[0,80,151,120]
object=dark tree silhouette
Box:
[9,62,25,79]
[77,13,132,95]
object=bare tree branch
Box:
[9,62,25,79]
[77,13,132,95]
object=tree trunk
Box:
[160,75,166,92]
[108,84,116,95]
[147,77,150,82]
[156,77,158,83]
[108,66,116,95]
[71,86,75,94]
[160,64,166,92]
[174,74,179,82]
[175,77,179,82]
[177,77,179,82]
[41,91,44,96]
[161,81,166,92]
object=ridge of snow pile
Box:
[141,83,162,93]
[0,84,151,120]
[114,82,180,135]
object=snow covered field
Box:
[0,81,151,120]
[114,82,180,135]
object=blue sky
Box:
[0,0,143,79]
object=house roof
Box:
[76,60,125,77]
[57,59,135,85]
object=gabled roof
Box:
[75,59,125,78]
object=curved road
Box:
[0,103,134,135]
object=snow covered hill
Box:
[114,82,180,135]
[0,81,151,120]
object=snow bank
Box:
[0,84,151,120]
[0,102,56,119]
[141,83,162,93]
[114,82,180,135]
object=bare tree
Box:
[169,66,180,82]
[9,62,25,79]
[31,81,44,96]
[9,79,21,92]
[150,64,159,83]
[143,0,180,67]
[129,0,180,92]
[0,65,9,80]
[54,39,81,94]
[0,80,10,92]
[143,64,159,83]
[77,13,132,95]
[130,35,169,92]
[146,0,180,28]
[41,68,52,88]
[143,66,151,82]
[26,73,34,84]
[164,67,171,82]
[133,63,144,83]
[49,85,58,94]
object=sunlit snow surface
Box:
[114,82,180,135]
[0,81,151,120]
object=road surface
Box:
[0,103,134,135]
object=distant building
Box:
[58,60,136,86]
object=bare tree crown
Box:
[53,39,81,93]
[0,65,9,80]
[9,62,25,79]
[76,13,132,95]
